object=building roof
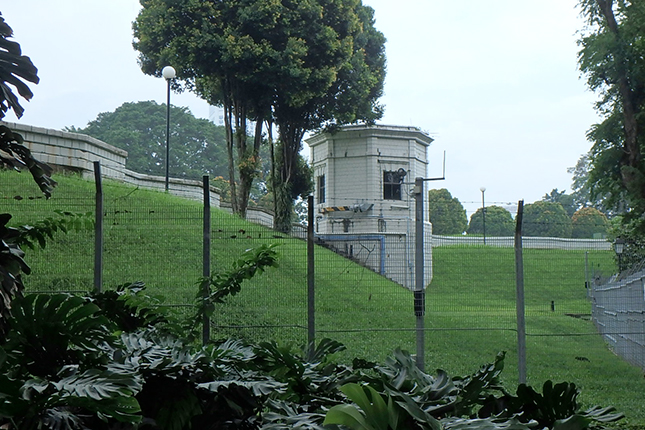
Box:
[305,124,434,147]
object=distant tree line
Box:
[428,188,610,239]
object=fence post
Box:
[414,177,425,371]
[514,199,527,384]
[202,176,211,345]
[93,161,103,293]
[307,195,315,353]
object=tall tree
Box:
[577,0,645,229]
[133,0,386,230]
[427,189,467,235]
[269,1,386,231]
[66,101,228,181]
[134,0,271,218]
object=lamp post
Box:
[615,238,625,272]
[162,65,176,192]
[480,187,486,245]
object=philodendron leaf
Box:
[324,404,371,430]
[340,383,390,430]
[552,415,591,430]
[581,405,624,423]
[442,416,534,430]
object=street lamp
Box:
[162,65,176,192]
[615,237,625,272]
[480,187,486,245]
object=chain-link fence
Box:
[5,171,645,407]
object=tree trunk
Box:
[273,123,306,233]
[236,117,263,218]
[267,119,277,220]
[596,0,643,197]
[222,87,238,214]
[234,98,249,218]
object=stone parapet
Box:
[3,121,127,180]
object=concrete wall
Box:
[1,121,284,217]
[5,122,128,180]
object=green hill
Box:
[2,169,644,425]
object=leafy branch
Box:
[194,244,279,328]
[7,210,93,250]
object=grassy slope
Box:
[2,170,644,424]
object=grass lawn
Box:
[3,169,645,425]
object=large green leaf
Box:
[340,383,391,430]
[324,403,372,430]
[0,14,39,119]
[442,416,534,430]
[5,294,114,377]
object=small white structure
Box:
[306,124,434,290]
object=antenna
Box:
[425,150,446,182]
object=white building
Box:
[306,124,434,290]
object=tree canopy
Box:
[427,188,467,235]
[67,101,228,182]
[571,207,609,238]
[542,189,578,217]
[467,205,514,237]
[522,201,572,238]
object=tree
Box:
[270,1,386,232]
[134,0,271,218]
[522,201,572,238]
[542,188,578,217]
[132,0,386,231]
[67,101,229,181]
[467,205,514,237]
[577,1,645,231]
[571,207,609,238]
[427,189,467,235]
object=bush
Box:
[571,207,609,238]
[467,205,514,236]
[522,201,572,238]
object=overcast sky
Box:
[2,1,598,216]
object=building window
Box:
[317,175,326,204]
[383,170,406,200]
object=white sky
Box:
[1,1,598,216]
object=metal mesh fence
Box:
[3,172,644,386]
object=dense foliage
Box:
[427,189,468,235]
[577,1,645,259]
[542,189,578,218]
[522,201,572,238]
[0,281,625,429]
[467,206,514,237]
[66,101,229,182]
[571,207,609,238]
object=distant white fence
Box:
[590,271,645,370]
[432,235,612,251]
